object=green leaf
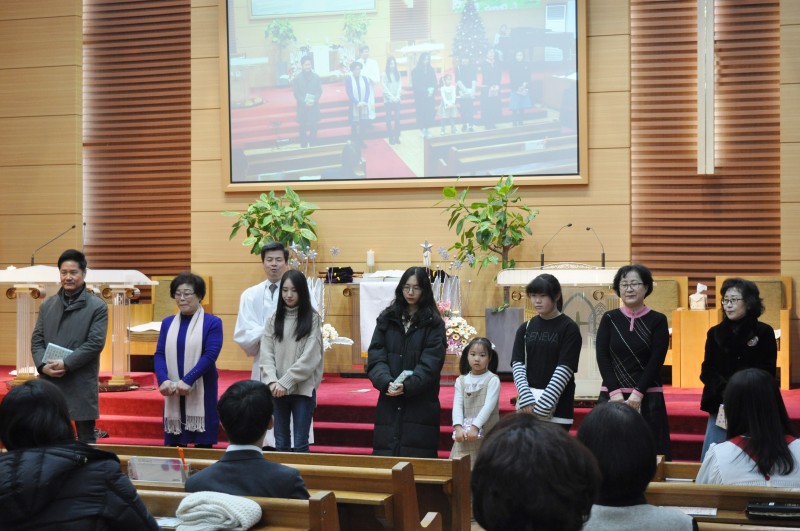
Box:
[442,186,457,199]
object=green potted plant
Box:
[223,187,318,255]
[441,175,538,372]
[265,18,297,85]
[342,13,369,51]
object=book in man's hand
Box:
[43,343,73,363]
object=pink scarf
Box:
[620,304,650,332]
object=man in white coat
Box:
[233,241,316,448]
[233,241,288,380]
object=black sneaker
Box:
[94,427,109,439]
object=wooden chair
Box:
[650,276,689,386]
[716,276,792,389]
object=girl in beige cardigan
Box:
[260,269,323,452]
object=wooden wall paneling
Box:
[782,0,800,25]
[588,92,631,149]
[0,166,82,215]
[588,0,630,36]
[588,35,630,93]
[783,85,800,142]
[191,57,220,109]
[782,143,800,201]
[783,25,800,83]
[0,66,80,118]
[0,17,81,69]
[781,205,800,261]
[0,1,79,21]
[1,216,83,267]
[0,116,81,165]
[191,108,222,160]
[191,4,219,59]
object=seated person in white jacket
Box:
[697,368,800,487]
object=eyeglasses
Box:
[619,282,643,291]
[174,291,195,299]
[402,285,421,294]
[722,297,743,306]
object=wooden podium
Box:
[497,264,619,398]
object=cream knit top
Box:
[260,307,323,397]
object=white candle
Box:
[367,249,375,266]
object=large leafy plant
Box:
[441,175,538,307]
[266,19,297,63]
[224,187,318,255]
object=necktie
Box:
[269,283,277,299]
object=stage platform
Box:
[2,366,799,461]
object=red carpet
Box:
[2,366,799,461]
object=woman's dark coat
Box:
[367,307,446,457]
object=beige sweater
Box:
[260,307,323,397]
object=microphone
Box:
[540,223,572,267]
[31,225,77,266]
[586,227,606,268]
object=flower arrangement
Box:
[322,323,353,352]
[438,301,477,355]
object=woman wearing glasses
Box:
[154,272,223,447]
[367,267,446,457]
[699,278,777,460]
[596,264,673,459]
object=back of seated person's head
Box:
[472,414,600,531]
[577,401,656,504]
[217,380,273,445]
[0,379,75,450]
[724,368,796,476]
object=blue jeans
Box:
[272,390,316,452]
[701,413,727,461]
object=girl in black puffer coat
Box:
[367,267,446,457]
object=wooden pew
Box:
[437,135,577,177]
[653,459,702,482]
[423,121,563,176]
[97,444,469,531]
[244,143,349,180]
[645,482,800,527]
[139,489,340,531]
[117,454,441,531]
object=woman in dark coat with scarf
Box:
[699,278,777,460]
[367,266,446,457]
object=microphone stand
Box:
[31,225,77,266]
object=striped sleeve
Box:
[533,364,573,418]
[512,361,536,409]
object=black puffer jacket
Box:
[0,441,160,531]
[367,307,446,457]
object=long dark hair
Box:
[385,56,399,82]
[387,267,440,324]
[274,269,314,342]
[724,368,796,478]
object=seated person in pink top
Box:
[185,380,309,499]
[697,368,800,487]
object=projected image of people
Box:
[228,0,580,183]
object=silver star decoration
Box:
[297,250,307,261]
[290,258,301,268]
[289,241,301,254]
[420,240,433,253]
[465,253,476,266]
[330,246,340,257]
[437,246,450,260]
[308,250,318,261]
[452,259,464,270]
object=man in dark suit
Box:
[185,380,309,499]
